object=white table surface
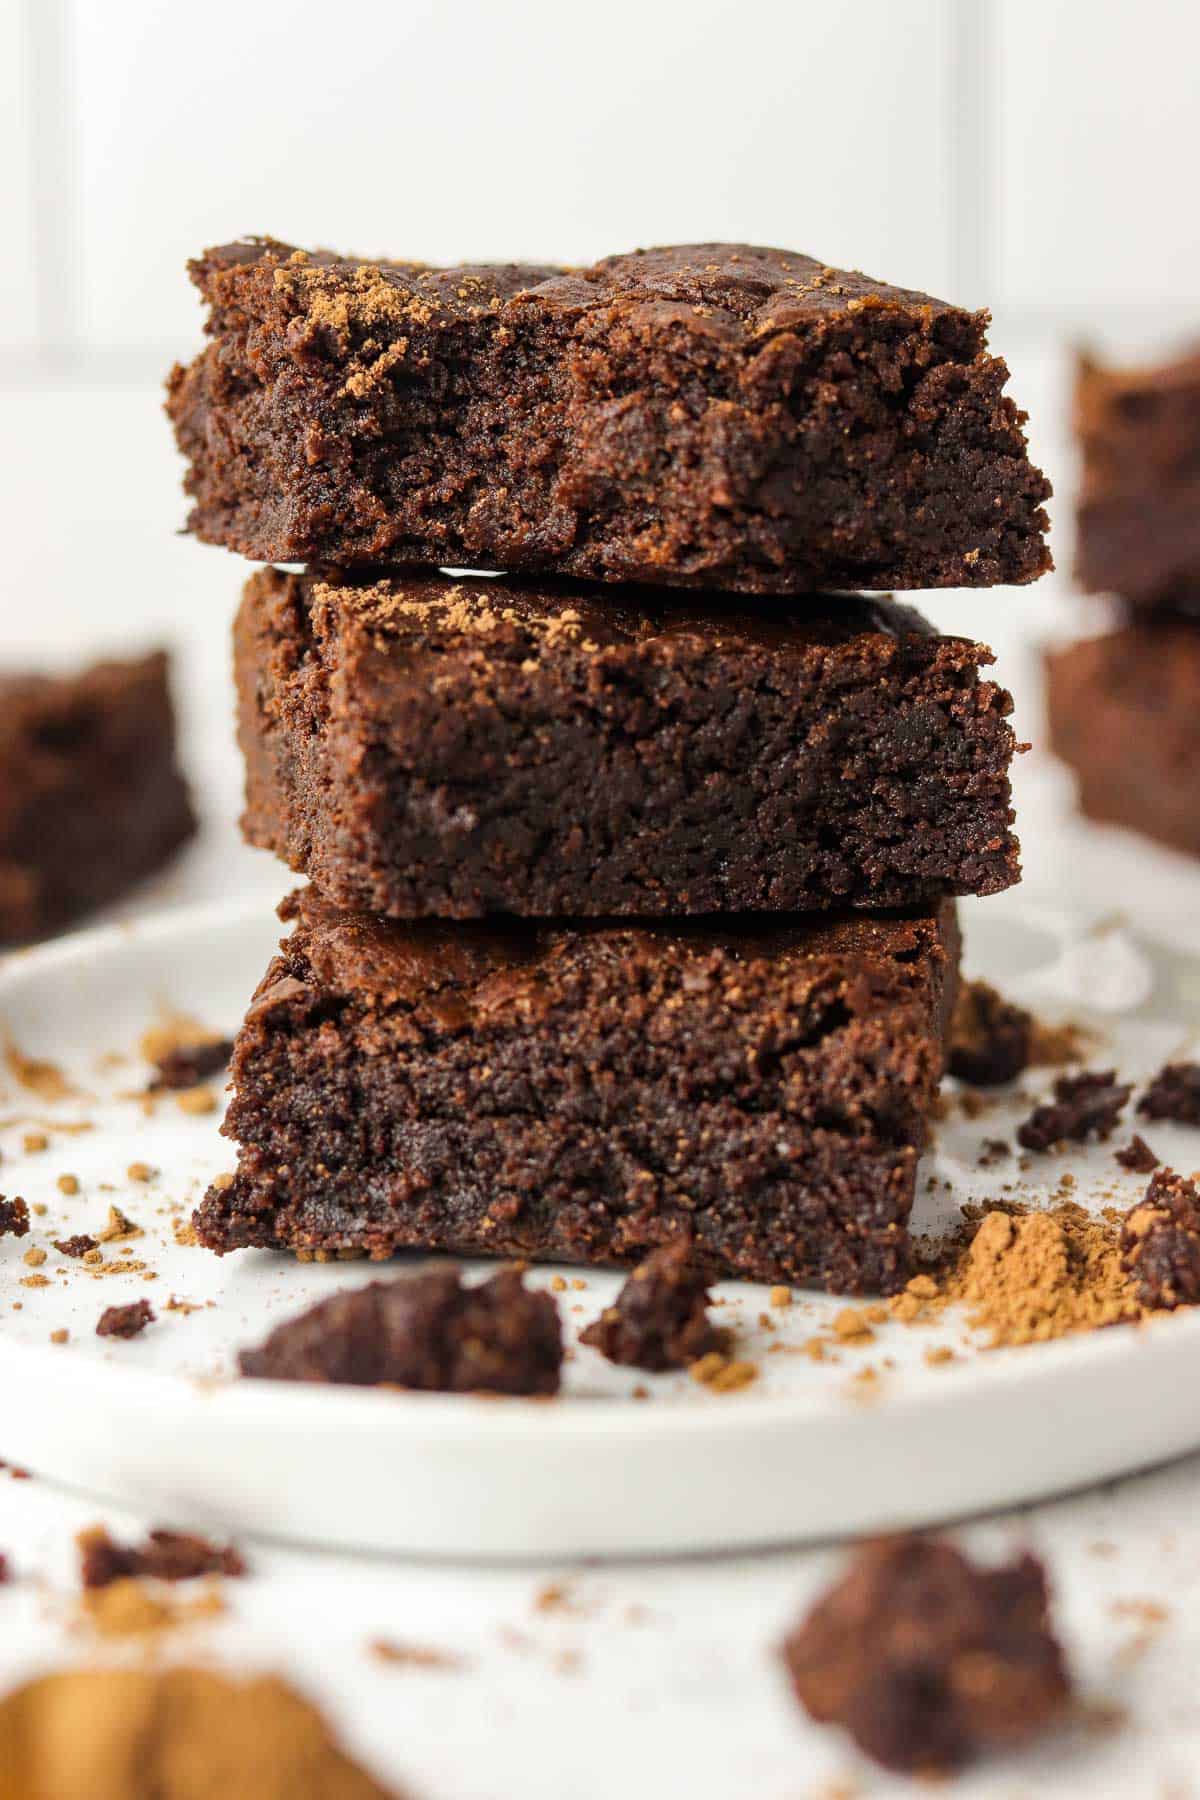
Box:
[4,363,1200,1797]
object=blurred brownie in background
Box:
[0,652,195,943]
[1046,621,1200,858]
[1074,345,1200,610]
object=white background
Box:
[4,3,1200,1795]
[5,0,1200,367]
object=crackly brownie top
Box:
[298,567,939,661]
[259,888,953,1034]
[196,237,977,347]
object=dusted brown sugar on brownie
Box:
[237,567,1020,920]
[1074,345,1200,609]
[167,238,1051,594]
[194,890,960,1296]
[1046,622,1200,858]
[0,652,195,944]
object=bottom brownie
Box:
[1045,622,1200,858]
[196,891,959,1295]
[0,651,195,943]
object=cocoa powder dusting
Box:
[920,1203,1143,1347]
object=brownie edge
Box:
[168,238,1051,593]
[1046,623,1200,858]
[195,891,960,1297]
[236,567,1020,919]
[0,651,195,944]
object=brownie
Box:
[147,1038,234,1092]
[1046,622,1200,857]
[0,1198,30,1239]
[1138,1061,1200,1125]
[1016,1070,1131,1152]
[167,238,1051,593]
[78,1525,247,1589]
[0,652,195,944]
[578,1243,724,1370]
[947,979,1031,1086]
[781,1535,1071,1773]
[96,1299,154,1339]
[1121,1168,1200,1310]
[237,1268,562,1394]
[194,889,959,1295]
[236,568,1020,921]
[1074,345,1200,608]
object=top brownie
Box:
[1074,346,1200,608]
[168,238,1052,594]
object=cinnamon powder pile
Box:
[0,1667,399,1798]
[913,1203,1144,1348]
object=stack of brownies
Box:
[167,239,1050,1296]
[1047,345,1200,858]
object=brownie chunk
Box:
[78,1525,246,1589]
[948,979,1031,1086]
[579,1243,724,1371]
[1016,1070,1131,1152]
[1121,1168,1200,1309]
[54,1234,98,1258]
[0,1197,30,1239]
[781,1535,1071,1773]
[238,1268,562,1395]
[1138,1061,1200,1125]
[167,238,1051,593]
[195,890,959,1296]
[1074,345,1200,609]
[0,652,195,944]
[148,1038,234,1092]
[1115,1135,1160,1174]
[1046,622,1200,858]
[96,1299,154,1339]
[236,569,1020,920]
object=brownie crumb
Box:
[78,1523,247,1589]
[1016,1070,1131,1152]
[96,1298,155,1339]
[1115,1135,1160,1175]
[0,1197,30,1239]
[1137,1061,1200,1126]
[54,1233,98,1259]
[148,1037,234,1093]
[579,1243,724,1371]
[369,1638,467,1672]
[239,1268,562,1395]
[781,1535,1071,1773]
[948,981,1032,1087]
[1121,1169,1200,1310]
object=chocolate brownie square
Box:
[0,652,195,943]
[194,890,960,1296]
[167,238,1051,594]
[1074,345,1200,609]
[1046,622,1200,857]
[235,567,1019,920]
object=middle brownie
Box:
[237,567,1019,918]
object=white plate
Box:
[1,895,1199,1561]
